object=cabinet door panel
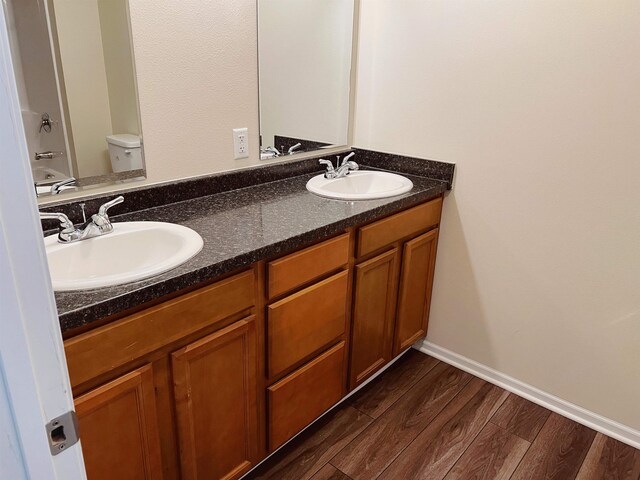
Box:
[395,228,439,354]
[75,364,162,480]
[172,316,258,480]
[349,248,399,388]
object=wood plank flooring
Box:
[247,349,640,480]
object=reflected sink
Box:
[306,170,413,200]
[44,222,203,291]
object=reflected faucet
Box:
[287,143,302,155]
[263,146,280,156]
[50,177,76,195]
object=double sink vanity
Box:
[40,151,454,480]
[8,0,456,477]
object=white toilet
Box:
[106,134,142,173]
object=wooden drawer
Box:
[357,197,442,257]
[268,233,350,299]
[65,270,255,388]
[267,270,348,378]
[267,341,346,451]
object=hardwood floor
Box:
[247,349,640,480]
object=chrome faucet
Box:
[50,177,76,195]
[287,142,302,155]
[34,151,64,161]
[319,153,358,179]
[40,196,124,243]
[263,146,281,156]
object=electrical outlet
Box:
[233,128,249,159]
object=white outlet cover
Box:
[233,128,249,159]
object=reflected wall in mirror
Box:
[3,0,145,197]
[258,0,356,160]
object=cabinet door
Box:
[75,364,163,480]
[349,248,399,388]
[172,316,258,480]
[395,228,439,354]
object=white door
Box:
[0,4,86,479]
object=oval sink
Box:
[306,170,413,200]
[44,221,203,291]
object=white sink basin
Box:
[306,170,413,200]
[44,221,203,291]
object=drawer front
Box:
[268,341,346,451]
[268,233,350,299]
[267,270,348,378]
[65,270,255,388]
[357,197,442,257]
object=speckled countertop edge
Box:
[55,169,448,333]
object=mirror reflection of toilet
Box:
[106,134,142,173]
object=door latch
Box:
[45,411,79,455]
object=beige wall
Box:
[258,0,353,148]
[53,0,113,177]
[354,0,640,430]
[97,0,139,137]
[128,0,262,183]
[41,0,268,203]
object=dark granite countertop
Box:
[55,169,448,333]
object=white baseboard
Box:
[415,340,640,449]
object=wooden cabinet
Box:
[172,316,259,480]
[395,228,439,354]
[66,269,259,480]
[349,249,399,388]
[64,196,444,479]
[75,364,163,480]
[349,197,443,389]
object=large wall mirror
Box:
[3,0,145,197]
[258,0,357,160]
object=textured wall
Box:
[129,0,262,183]
[354,0,640,430]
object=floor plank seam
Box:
[441,391,512,480]
[350,357,441,420]
[506,436,534,480]
[328,462,354,480]
[487,419,541,445]
[571,434,599,480]
[327,360,454,478]
[362,373,477,480]
[440,415,506,480]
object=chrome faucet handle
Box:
[50,177,76,195]
[97,196,124,217]
[92,196,124,228]
[39,211,79,242]
[319,159,336,178]
[39,211,74,231]
[288,142,302,154]
[341,152,356,165]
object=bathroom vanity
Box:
[57,172,446,480]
